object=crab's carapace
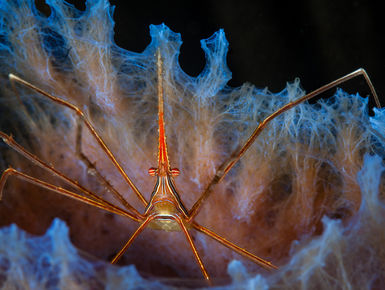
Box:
[143,50,189,230]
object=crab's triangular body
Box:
[144,50,188,227]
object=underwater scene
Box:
[0,0,384,289]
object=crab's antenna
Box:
[156,49,171,173]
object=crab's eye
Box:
[170,168,180,177]
[148,167,157,176]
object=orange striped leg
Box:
[0,168,138,220]
[110,215,155,264]
[74,120,141,214]
[189,69,381,220]
[192,222,277,270]
[0,131,142,220]
[175,218,210,282]
[9,74,147,206]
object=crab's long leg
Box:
[0,168,139,221]
[0,131,143,220]
[192,222,277,270]
[189,68,381,219]
[111,215,155,264]
[9,74,148,206]
[176,218,210,282]
[75,118,141,214]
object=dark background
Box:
[38,0,385,110]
